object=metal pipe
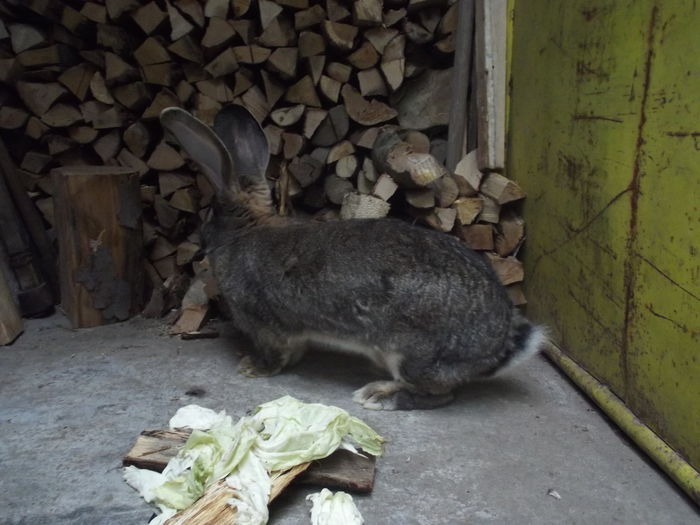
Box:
[545,344,700,505]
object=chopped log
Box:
[114,82,151,112]
[0,57,23,84]
[298,31,325,57]
[495,212,525,256]
[358,68,387,97]
[68,126,99,144]
[342,85,397,125]
[326,62,352,83]
[123,121,152,158]
[16,81,67,116]
[381,35,406,91]
[42,103,83,128]
[372,130,445,188]
[403,19,432,44]
[176,240,200,267]
[93,107,126,129]
[324,174,354,204]
[350,126,381,149]
[364,27,398,54]
[454,150,482,193]
[148,142,185,171]
[322,20,358,51]
[117,148,149,176]
[271,104,305,127]
[201,17,235,48]
[349,41,380,70]
[460,224,493,251]
[232,0,252,16]
[282,132,305,159]
[453,197,482,225]
[268,47,298,79]
[9,23,47,54]
[393,67,451,129]
[295,5,326,30]
[327,140,355,163]
[303,108,327,139]
[383,8,407,27]
[104,52,139,83]
[286,75,321,107]
[165,0,194,40]
[240,85,269,123]
[478,195,500,223]
[326,0,351,21]
[401,130,430,153]
[57,64,95,100]
[479,172,525,205]
[485,253,524,285]
[264,124,284,155]
[258,17,297,47]
[430,175,459,207]
[405,188,434,209]
[90,72,115,104]
[372,173,398,201]
[259,0,283,30]
[425,206,457,232]
[52,166,144,328]
[353,0,383,26]
[204,0,229,18]
[134,37,170,66]
[336,154,358,178]
[311,105,349,147]
[340,192,390,219]
[93,130,122,163]
[21,152,52,174]
[261,70,285,106]
[143,88,181,119]
[288,154,323,187]
[204,47,239,78]
[159,172,194,197]
[232,45,271,64]
[169,35,204,63]
[170,188,198,213]
[506,284,527,306]
[360,156,377,181]
[132,1,167,35]
[124,429,375,493]
[25,117,49,140]
[170,277,209,334]
[319,75,342,103]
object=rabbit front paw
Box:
[352,380,407,410]
[353,380,455,410]
[238,355,282,378]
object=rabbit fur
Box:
[160,105,546,410]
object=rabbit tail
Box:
[487,309,548,377]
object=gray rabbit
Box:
[160,105,546,410]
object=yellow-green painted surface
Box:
[509,1,700,471]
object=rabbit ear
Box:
[159,107,239,194]
[213,105,269,187]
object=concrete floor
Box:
[0,314,698,525]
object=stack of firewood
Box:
[0,0,525,334]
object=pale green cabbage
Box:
[307,489,364,525]
[124,396,384,525]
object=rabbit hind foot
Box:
[352,380,454,411]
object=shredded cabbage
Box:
[307,489,364,525]
[124,397,383,525]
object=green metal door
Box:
[508,0,700,497]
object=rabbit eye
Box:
[354,299,370,313]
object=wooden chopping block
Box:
[123,428,377,493]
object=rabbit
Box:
[159,104,547,410]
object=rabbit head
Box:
[160,105,278,232]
